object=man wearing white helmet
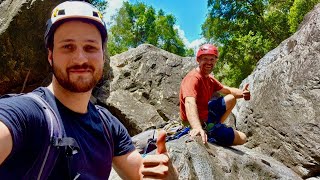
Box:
[0,1,177,179]
[180,44,250,146]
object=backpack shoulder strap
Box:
[23,92,80,180]
[95,105,114,156]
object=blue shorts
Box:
[207,123,235,146]
[207,97,235,146]
[208,97,226,124]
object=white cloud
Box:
[189,38,206,50]
[174,25,205,53]
[103,0,127,27]
[174,25,190,46]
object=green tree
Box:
[185,48,195,57]
[202,0,297,86]
[108,2,192,56]
[288,0,320,33]
[155,10,187,56]
[203,0,320,87]
[87,0,108,13]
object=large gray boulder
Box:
[0,0,65,94]
[235,4,320,178]
[96,44,197,135]
[169,136,301,180]
[109,136,301,180]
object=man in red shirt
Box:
[179,44,250,146]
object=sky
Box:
[103,0,208,49]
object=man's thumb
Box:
[156,130,167,154]
[243,83,249,91]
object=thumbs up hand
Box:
[242,83,250,101]
[156,130,167,155]
[141,130,178,180]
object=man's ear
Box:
[48,49,53,66]
[196,57,200,63]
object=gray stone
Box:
[0,0,64,94]
[169,136,301,180]
[105,89,165,135]
[234,4,320,179]
[95,44,197,135]
[110,136,302,180]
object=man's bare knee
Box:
[224,94,236,110]
[233,130,247,145]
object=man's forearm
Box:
[185,97,202,129]
[219,86,241,98]
[113,150,143,180]
[187,113,202,129]
[229,87,243,98]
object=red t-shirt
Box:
[179,69,223,122]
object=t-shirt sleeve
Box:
[181,75,199,99]
[101,109,135,156]
[0,96,45,157]
[112,118,135,156]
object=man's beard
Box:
[52,61,103,93]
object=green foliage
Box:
[213,31,272,86]
[107,2,190,57]
[87,0,108,13]
[288,0,320,33]
[202,0,319,87]
[185,48,195,57]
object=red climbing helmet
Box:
[196,44,219,58]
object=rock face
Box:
[109,136,301,180]
[169,136,301,180]
[95,44,197,135]
[234,4,320,179]
[0,0,65,94]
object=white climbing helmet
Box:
[44,1,108,48]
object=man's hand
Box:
[141,130,178,180]
[189,128,207,144]
[242,83,250,101]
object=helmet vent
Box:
[58,10,65,15]
[93,11,99,17]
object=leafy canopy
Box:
[87,0,108,13]
[107,2,193,57]
[202,0,320,87]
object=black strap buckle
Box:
[52,137,80,157]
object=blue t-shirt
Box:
[0,87,135,179]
